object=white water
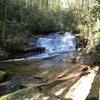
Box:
[36,32,76,53]
[1,32,76,62]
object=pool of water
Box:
[0,52,77,76]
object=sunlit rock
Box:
[64,66,99,100]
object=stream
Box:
[0,32,77,96]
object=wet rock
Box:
[0,78,24,96]
[76,56,81,61]
[0,75,48,96]
[81,67,89,72]
[68,57,76,63]
[0,85,59,100]
[77,48,83,51]
[0,81,10,96]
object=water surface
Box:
[0,52,76,76]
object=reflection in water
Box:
[42,52,77,69]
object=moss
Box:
[0,85,58,100]
[87,69,100,99]
[0,86,34,100]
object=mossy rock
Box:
[0,86,58,100]
[0,71,6,81]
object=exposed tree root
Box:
[30,66,92,92]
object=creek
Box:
[0,32,77,96]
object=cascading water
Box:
[36,32,76,53]
[1,32,76,62]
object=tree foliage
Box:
[0,0,99,47]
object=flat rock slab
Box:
[64,66,99,100]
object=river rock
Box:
[68,57,76,63]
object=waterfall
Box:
[1,32,76,62]
[36,32,76,53]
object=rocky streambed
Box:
[0,51,99,100]
[0,52,78,96]
[0,63,99,100]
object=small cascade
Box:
[1,32,76,62]
[36,32,76,53]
